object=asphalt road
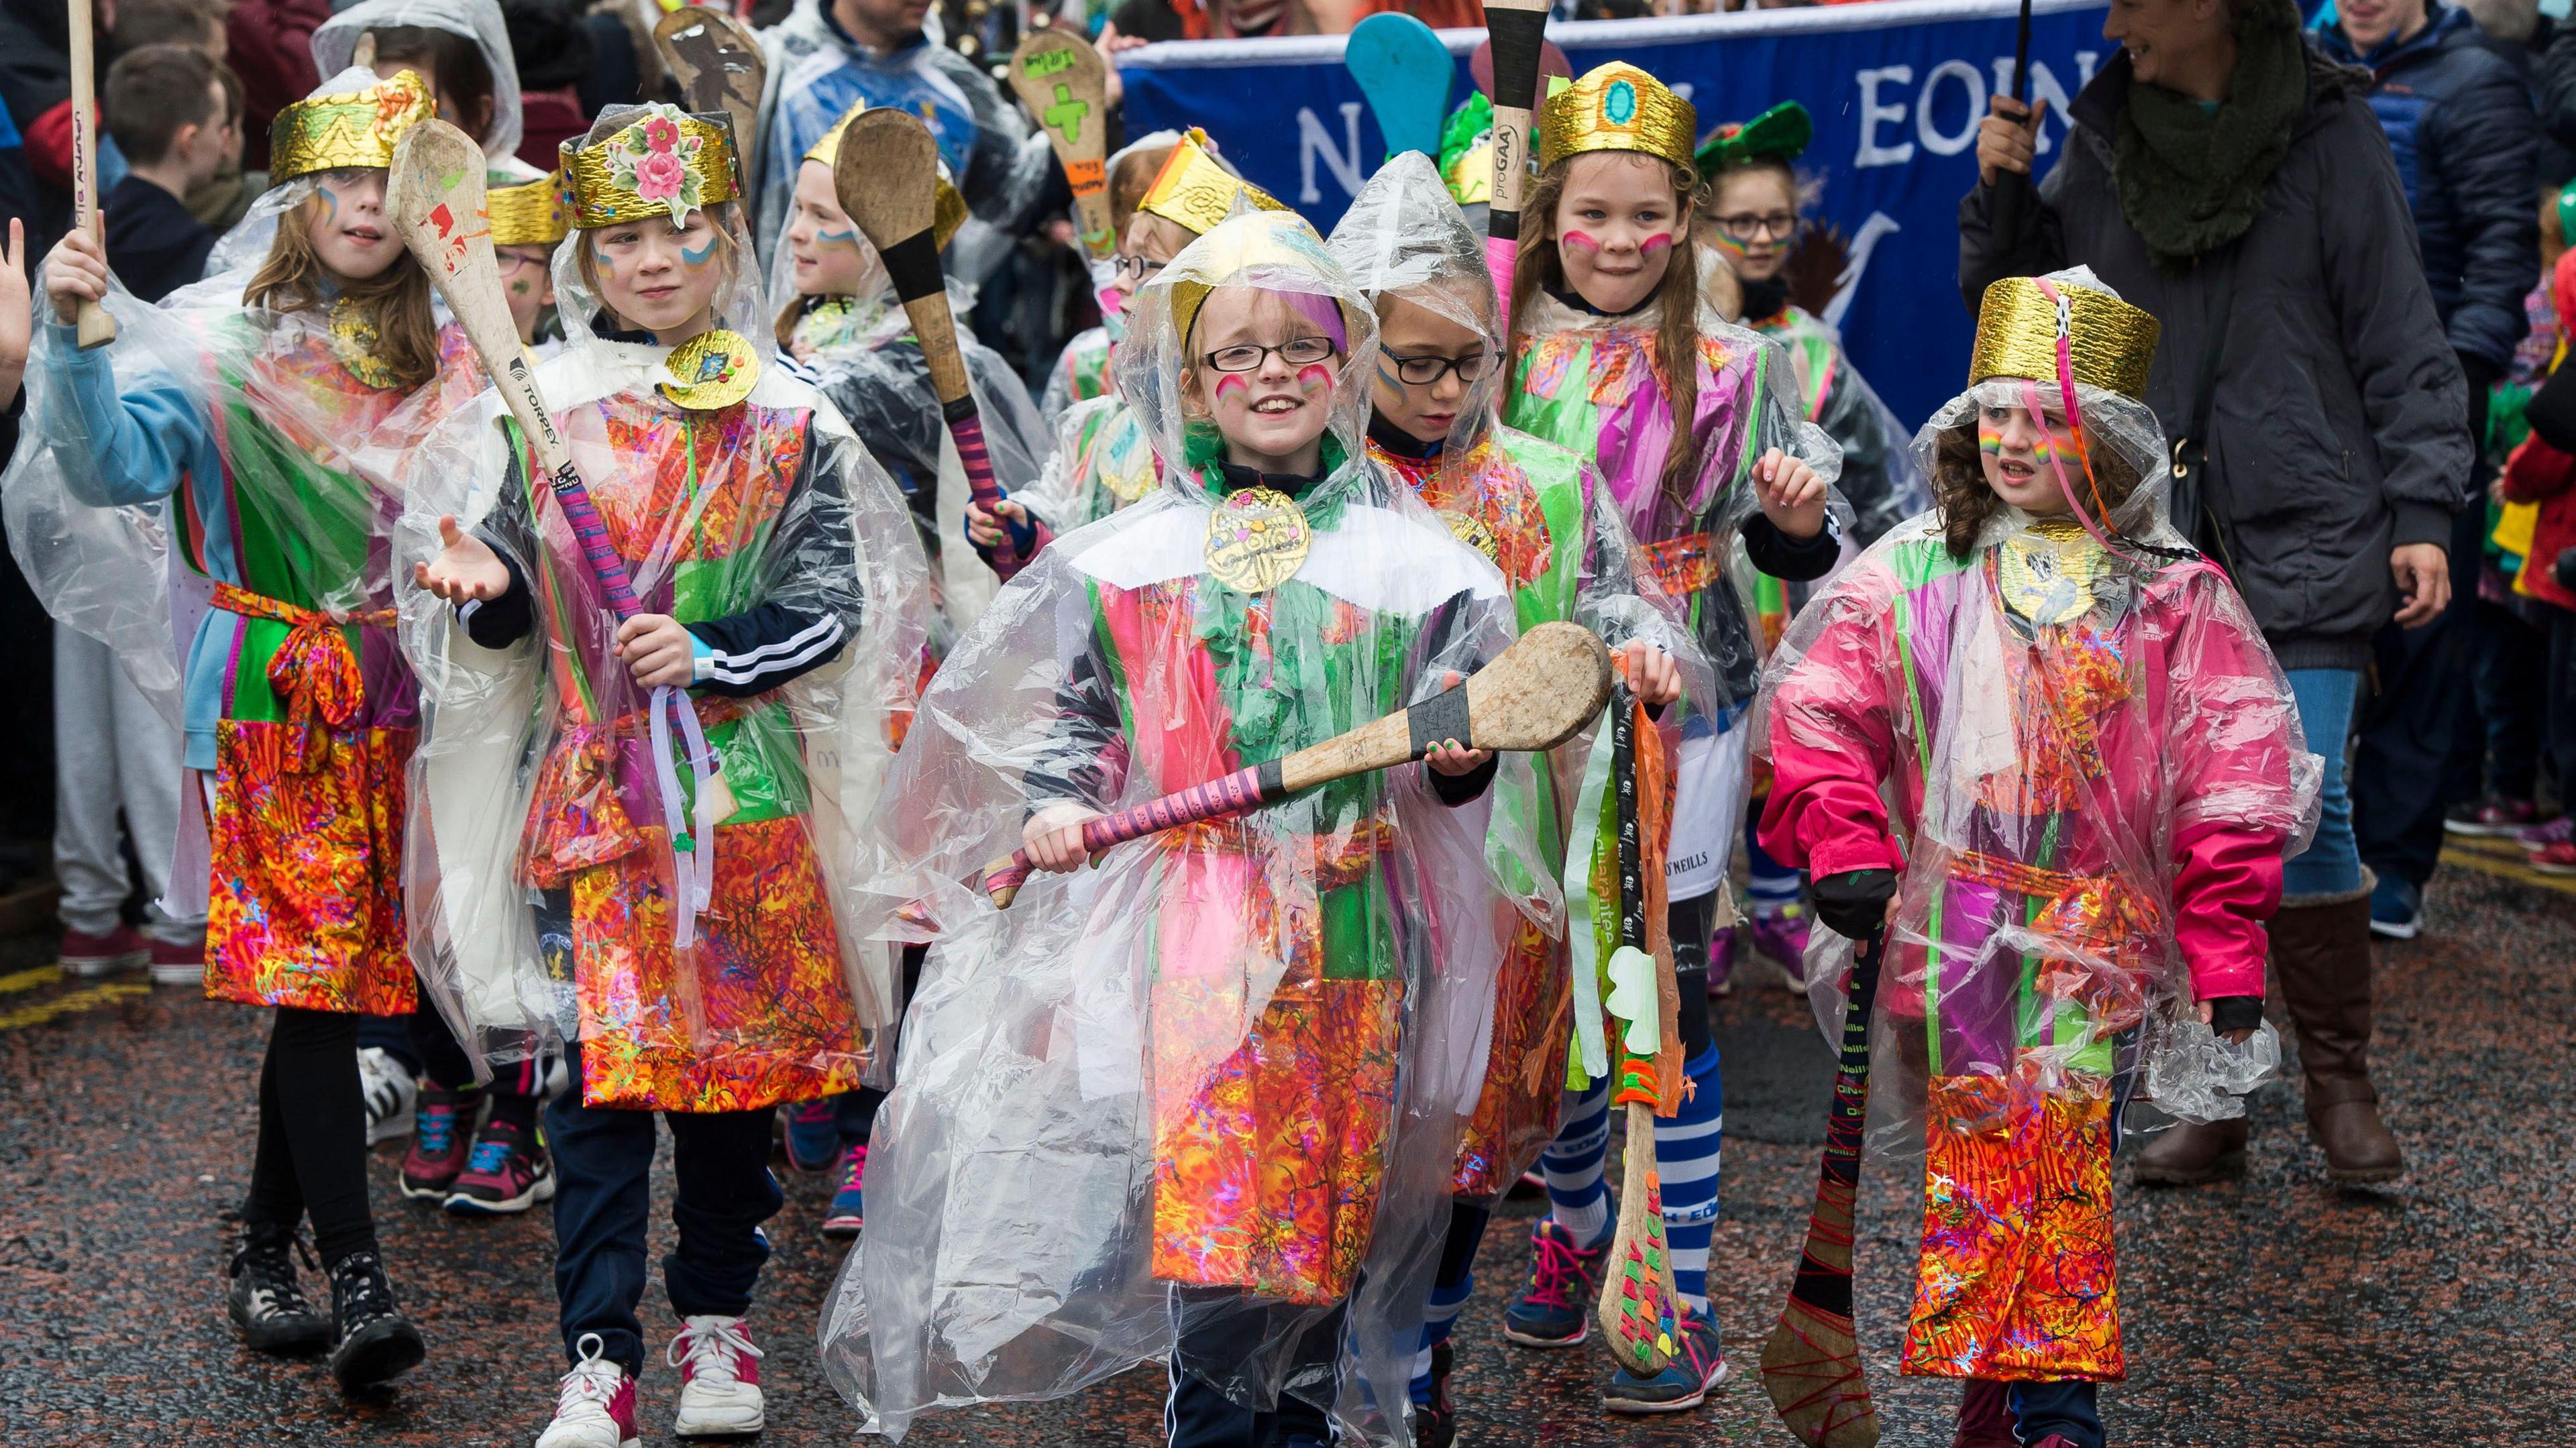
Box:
[3,850,2573,1447]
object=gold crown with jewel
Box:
[1538,62,1697,175]
[563,103,739,229]
[805,105,969,249]
[487,170,569,247]
[1139,128,1288,238]
[270,70,434,185]
[1969,276,2159,400]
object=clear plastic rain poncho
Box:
[820,211,1554,1446]
[394,104,932,1109]
[313,0,526,162]
[1751,268,2321,1382]
[1753,303,1928,549]
[767,203,1047,653]
[1327,151,1717,1192]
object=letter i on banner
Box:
[1483,0,1550,327]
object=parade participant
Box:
[488,168,567,351]
[1009,129,1288,537]
[314,0,525,165]
[16,67,449,1391]
[1037,129,1183,423]
[1755,269,2314,1448]
[1496,60,1841,1415]
[765,101,1045,1233]
[819,209,1548,1448]
[402,101,928,1447]
[1694,101,1929,996]
[1326,150,1709,1445]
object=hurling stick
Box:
[833,109,1037,579]
[1346,13,1451,162]
[981,620,1613,907]
[1481,0,1548,325]
[1759,924,1886,1448]
[1597,685,1681,1377]
[653,7,765,173]
[1007,30,1116,262]
[67,0,112,348]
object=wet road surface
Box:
[3,852,2572,1446]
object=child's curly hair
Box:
[1928,416,2145,559]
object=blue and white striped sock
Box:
[1540,1083,1613,1249]
[1744,812,1802,917]
[1655,1044,1724,1317]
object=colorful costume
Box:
[1756,271,2316,1402]
[820,211,1547,1445]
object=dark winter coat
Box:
[1960,44,2475,672]
[2316,2,2540,376]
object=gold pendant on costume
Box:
[1441,508,1501,567]
[1204,486,1312,594]
[1997,516,2105,627]
[659,329,761,411]
[328,297,398,390]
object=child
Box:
[765,101,1046,1233]
[1324,150,1715,1445]
[1036,129,1185,421]
[313,0,523,165]
[101,44,227,302]
[1756,270,2312,1448]
[25,67,451,1390]
[1693,101,1929,996]
[406,102,928,1448]
[1497,60,1841,1414]
[818,209,1547,1448]
[490,168,566,351]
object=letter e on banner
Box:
[1854,65,1914,168]
[1915,58,1985,157]
[1298,103,1366,205]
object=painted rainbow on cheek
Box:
[1295,363,1332,394]
[817,226,859,248]
[680,236,718,268]
[1638,232,1672,256]
[1978,421,2004,454]
[1561,229,1601,255]
[1214,374,1250,401]
[1709,230,1751,256]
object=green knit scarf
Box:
[2112,0,2307,273]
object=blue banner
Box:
[1119,0,2114,431]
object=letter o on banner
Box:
[1915,58,1987,157]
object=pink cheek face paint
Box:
[1214,374,1250,404]
[1638,232,1672,257]
[1295,363,1332,394]
[1560,229,1601,255]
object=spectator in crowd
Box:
[100,42,225,301]
[1963,0,2472,1188]
[107,0,254,233]
[2316,0,2540,942]
[0,0,107,247]
[497,0,593,169]
[225,0,328,172]
[1097,0,1316,42]
[113,0,222,50]
[2496,239,2576,874]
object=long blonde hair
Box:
[242,188,439,390]
[1511,156,1711,517]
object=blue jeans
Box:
[2284,667,2363,901]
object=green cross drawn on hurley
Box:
[1044,84,1089,143]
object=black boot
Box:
[1415,1340,1456,1448]
[226,1225,330,1354]
[325,1249,425,1390]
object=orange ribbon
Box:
[213,582,395,773]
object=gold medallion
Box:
[1997,516,2104,627]
[1203,486,1312,594]
[327,297,398,390]
[1441,508,1501,567]
[658,329,761,410]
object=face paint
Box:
[817,226,859,249]
[1978,419,2004,453]
[1295,363,1332,394]
[315,184,339,226]
[1214,374,1250,402]
[1560,229,1601,254]
[511,278,531,297]
[680,235,718,268]
[1638,232,1672,256]
[1708,229,1752,256]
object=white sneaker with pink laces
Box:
[535,1333,639,1448]
[669,1315,765,1437]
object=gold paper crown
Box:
[487,170,570,247]
[1166,210,1354,352]
[1139,128,1287,239]
[805,106,969,249]
[1538,63,1697,176]
[270,69,435,185]
[1969,276,2159,400]
[562,104,740,229]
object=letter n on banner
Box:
[1299,102,1366,205]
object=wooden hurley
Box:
[66,0,112,348]
[980,620,1613,907]
[833,109,1040,579]
[1597,684,1683,1377]
[653,7,765,176]
[1759,926,1887,1448]
[1480,0,1550,327]
[1006,30,1115,263]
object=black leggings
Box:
[407,983,542,1135]
[242,1006,377,1266]
[1667,892,1718,1061]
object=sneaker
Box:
[1501,1219,1607,1347]
[1705,925,1737,996]
[226,1227,330,1354]
[445,1117,557,1216]
[669,1315,765,1437]
[360,1047,417,1147]
[2520,815,2576,853]
[147,935,205,986]
[325,1249,425,1390]
[2534,840,2576,876]
[782,1098,843,1175]
[2447,795,2538,837]
[537,1333,640,1448]
[1601,1308,1727,1414]
[400,1086,479,1201]
[58,923,148,979]
[1411,1339,1456,1448]
[821,1143,868,1239]
[1747,905,1812,993]
[2367,875,2421,940]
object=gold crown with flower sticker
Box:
[1538,62,1697,175]
[563,103,740,229]
[270,69,435,184]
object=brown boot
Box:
[2269,888,2405,1183]
[2130,1115,2249,1185]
